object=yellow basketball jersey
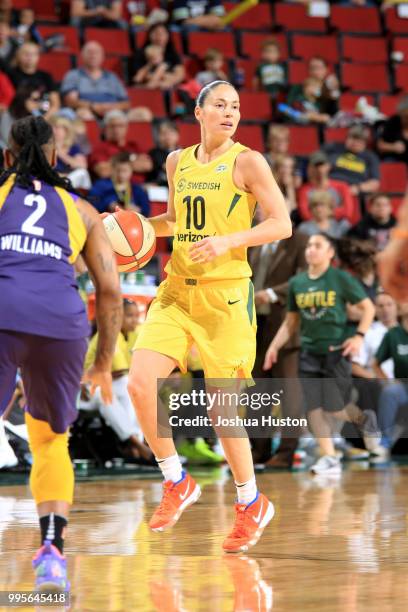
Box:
[165,142,257,280]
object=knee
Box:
[127,374,151,406]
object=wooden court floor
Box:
[1,465,408,612]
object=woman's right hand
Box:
[263,345,278,371]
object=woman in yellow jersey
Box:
[128,81,292,552]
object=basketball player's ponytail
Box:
[0,115,75,193]
[196,80,237,108]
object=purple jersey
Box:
[0,176,90,339]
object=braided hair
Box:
[0,115,75,193]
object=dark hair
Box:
[367,192,390,207]
[336,237,376,276]
[0,115,74,193]
[196,80,237,108]
[111,151,131,166]
[309,56,328,66]
[311,232,338,252]
[9,84,41,120]
[123,297,137,308]
[144,22,177,57]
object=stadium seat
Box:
[291,35,338,63]
[32,0,59,21]
[342,35,388,63]
[38,26,80,55]
[85,120,100,147]
[84,28,131,56]
[240,33,288,61]
[134,31,183,56]
[224,2,273,30]
[234,59,259,89]
[187,32,236,59]
[275,3,327,32]
[395,65,408,91]
[177,122,200,147]
[385,7,408,34]
[38,53,73,83]
[103,56,126,80]
[324,127,348,144]
[339,93,374,111]
[13,0,30,7]
[341,63,390,93]
[183,57,202,79]
[380,162,408,193]
[392,36,408,58]
[287,126,319,156]
[127,123,154,153]
[390,196,403,214]
[150,202,166,217]
[330,6,381,34]
[238,91,272,121]
[236,125,264,151]
[379,95,401,117]
[287,60,334,85]
[127,88,166,116]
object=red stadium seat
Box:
[127,88,166,116]
[342,36,388,63]
[287,126,319,156]
[13,0,30,8]
[177,122,200,148]
[150,202,167,217]
[32,0,59,21]
[291,35,338,63]
[235,59,259,89]
[395,65,408,91]
[390,196,403,214]
[183,57,202,79]
[380,163,408,193]
[38,26,80,54]
[134,31,183,56]
[339,93,374,111]
[85,120,100,147]
[324,127,348,144]
[236,125,264,151]
[385,7,408,34]
[379,95,401,117]
[240,33,288,60]
[84,28,131,56]
[224,2,273,29]
[392,36,408,58]
[238,91,272,121]
[287,60,334,85]
[38,53,72,83]
[103,56,125,80]
[275,3,327,32]
[187,32,236,59]
[127,123,154,153]
[330,6,381,34]
[341,63,389,93]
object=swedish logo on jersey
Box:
[215,164,228,173]
[177,178,187,193]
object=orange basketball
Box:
[102,209,156,272]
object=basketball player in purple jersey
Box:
[0,116,122,591]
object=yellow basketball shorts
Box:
[134,276,256,380]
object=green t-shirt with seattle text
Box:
[375,325,408,379]
[287,266,367,354]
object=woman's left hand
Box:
[189,236,231,264]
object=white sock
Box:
[235,475,257,505]
[156,453,183,483]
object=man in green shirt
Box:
[264,233,377,475]
[372,304,408,462]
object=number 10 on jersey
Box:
[183,195,206,230]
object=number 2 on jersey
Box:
[183,195,205,230]
[21,194,47,237]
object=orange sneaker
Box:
[149,472,201,532]
[223,492,274,553]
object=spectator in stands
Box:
[70,0,126,30]
[49,114,92,191]
[298,151,355,223]
[133,43,175,90]
[11,8,42,46]
[285,77,330,125]
[61,41,132,121]
[323,125,380,196]
[195,47,227,87]
[131,23,185,89]
[288,56,339,117]
[89,109,152,179]
[348,193,396,251]
[337,237,379,302]
[89,151,150,215]
[0,18,17,65]
[372,303,408,463]
[172,0,225,30]
[253,39,286,97]
[0,84,44,148]
[298,191,351,238]
[377,96,408,165]
[264,124,291,167]
[147,120,180,185]
[8,42,59,118]
[272,155,298,216]
[0,69,13,112]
